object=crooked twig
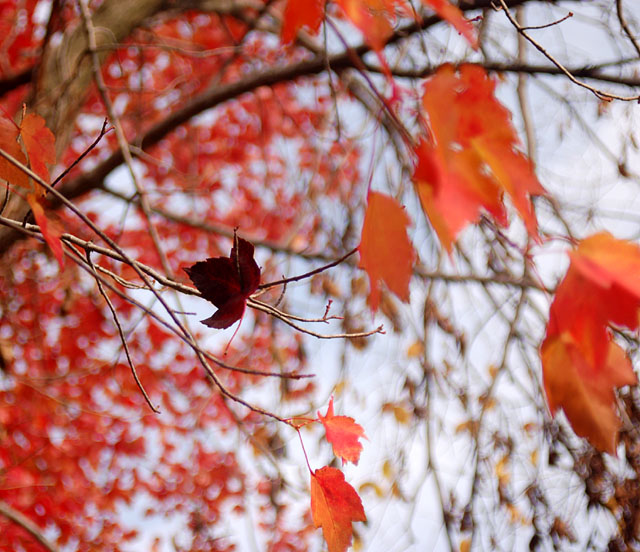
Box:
[248,298,384,340]
[259,248,358,289]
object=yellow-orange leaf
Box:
[318,397,367,464]
[413,64,545,252]
[358,191,414,311]
[311,466,366,552]
[541,332,635,454]
[542,232,640,453]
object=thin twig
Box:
[497,0,640,101]
[57,239,312,382]
[85,250,160,413]
[250,298,342,324]
[248,298,384,340]
[259,248,358,289]
[51,118,110,187]
[520,11,572,31]
[616,0,640,59]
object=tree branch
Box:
[0,501,60,552]
[0,0,543,255]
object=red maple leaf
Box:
[358,190,414,311]
[542,232,640,453]
[20,111,56,186]
[184,235,261,329]
[0,111,62,268]
[311,466,366,552]
[0,115,28,189]
[413,64,546,252]
[318,397,367,464]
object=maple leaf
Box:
[358,190,414,311]
[541,232,640,453]
[20,112,56,187]
[0,116,28,189]
[0,111,62,268]
[0,111,56,191]
[542,332,635,454]
[318,397,367,464]
[281,0,326,43]
[413,64,546,252]
[311,466,366,552]
[184,235,261,329]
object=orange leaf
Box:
[281,0,326,43]
[318,397,367,464]
[20,112,56,188]
[311,466,366,552]
[541,332,635,454]
[358,191,414,311]
[413,64,545,252]
[542,232,640,453]
[422,0,477,49]
[27,194,64,269]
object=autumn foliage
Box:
[1,0,640,551]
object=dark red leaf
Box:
[184,235,260,329]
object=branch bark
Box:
[0,500,60,552]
